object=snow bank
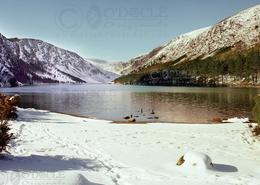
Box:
[222,117,250,123]
[177,151,214,170]
[0,108,259,185]
[62,173,102,185]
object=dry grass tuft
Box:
[252,125,260,136]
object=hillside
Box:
[0,34,118,87]
[88,58,130,75]
[115,5,260,86]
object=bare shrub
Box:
[0,93,21,153]
[0,120,15,153]
[252,95,260,136]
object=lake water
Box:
[2,84,260,123]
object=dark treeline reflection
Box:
[4,85,260,123]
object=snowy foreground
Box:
[1,108,260,185]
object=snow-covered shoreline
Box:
[1,108,259,185]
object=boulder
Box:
[128,118,136,123]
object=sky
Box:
[0,0,259,62]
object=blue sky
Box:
[0,0,259,61]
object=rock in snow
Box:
[177,151,213,170]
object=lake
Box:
[2,84,260,123]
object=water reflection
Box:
[2,84,260,123]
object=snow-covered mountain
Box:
[0,34,118,87]
[121,5,260,75]
[88,58,130,75]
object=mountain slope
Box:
[120,5,260,74]
[120,26,211,75]
[88,58,130,75]
[117,5,260,85]
[0,34,118,87]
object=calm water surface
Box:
[2,84,260,123]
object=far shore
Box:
[1,82,260,89]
